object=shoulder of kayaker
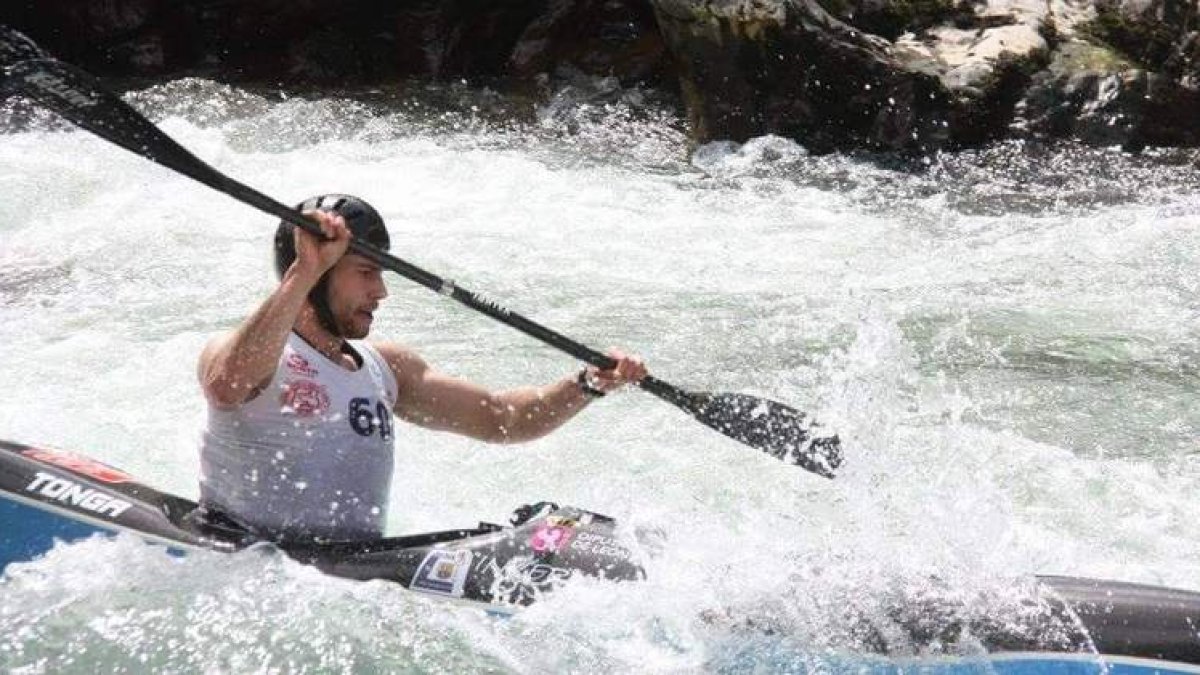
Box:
[198,210,348,409]
[197,330,267,409]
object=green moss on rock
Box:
[1080,10,1181,69]
[1051,38,1135,76]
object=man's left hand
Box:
[586,350,648,394]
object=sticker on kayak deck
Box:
[568,531,633,561]
[530,524,575,554]
[280,379,330,417]
[491,556,575,605]
[410,550,473,597]
[22,448,132,484]
[545,515,579,528]
[25,471,133,518]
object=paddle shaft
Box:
[0,56,696,407]
[173,159,693,405]
[6,58,849,475]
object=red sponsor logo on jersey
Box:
[530,524,575,554]
[281,379,331,417]
[22,448,132,484]
[285,353,319,377]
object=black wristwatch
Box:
[576,368,606,398]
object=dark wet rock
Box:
[0,1,669,87]
[2,0,1200,151]
[1083,0,1200,92]
[890,12,1052,145]
[1085,0,1196,71]
[509,0,671,86]
[1018,40,1140,145]
[390,3,546,80]
[817,0,976,41]
[649,0,1056,152]
[651,0,956,153]
[0,0,197,74]
[1017,38,1200,150]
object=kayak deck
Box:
[3,437,1200,672]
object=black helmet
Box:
[274,194,390,337]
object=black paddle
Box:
[2,57,844,478]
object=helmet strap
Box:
[309,275,342,338]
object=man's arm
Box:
[377,342,644,444]
[198,267,320,408]
[197,211,349,408]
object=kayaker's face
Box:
[325,254,387,338]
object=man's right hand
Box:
[291,209,351,280]
[200,209,351,409]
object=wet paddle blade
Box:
[0,27,50,70]
[4,59,220,183]
[3,58,309,228]
[692,392,843,478]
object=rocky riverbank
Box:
[2,0,1197,153]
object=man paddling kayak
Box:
[197,194,647,542]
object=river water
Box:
[0,76,1198,673]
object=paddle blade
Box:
[694,393,843,478]
[3,58,221,186]
[0,26,50,68]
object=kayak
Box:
[0,438,643,612]
[3,437,1200,672]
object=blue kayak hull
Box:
[0,495,111,572]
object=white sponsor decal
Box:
[569,531,633,561]
[24,71,97,107]
[410,549,472,598]
[491,556,574,605]
[24,471,133,518]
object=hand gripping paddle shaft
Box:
[3,58,844,478]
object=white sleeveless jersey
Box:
[200,332,398,541]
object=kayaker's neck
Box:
[293,309,355,370]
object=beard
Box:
[335,309,373,339]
